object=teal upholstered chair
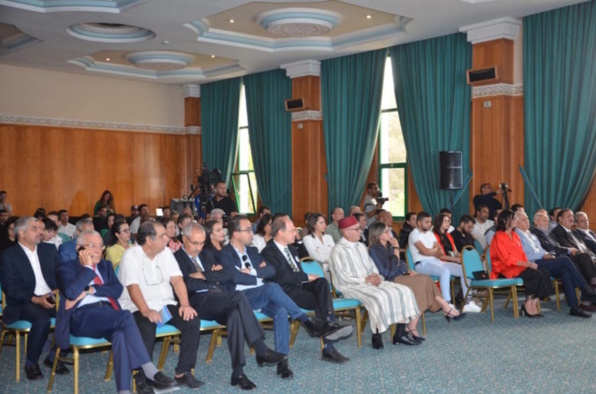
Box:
[461,246,523,322]
[405,247,456,305]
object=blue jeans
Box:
[242,283,305,355]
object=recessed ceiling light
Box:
[366,14,372,19]
[211,55,215,58]
[162,40,169,44]
[229,19,235,23]
[105,57,111,61]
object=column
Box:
[183,84,202,193]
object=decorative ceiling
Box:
[0,0,587,85]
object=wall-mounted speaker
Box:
[285,98,305,112]
[466,66,499,86]
[439,151,463,190]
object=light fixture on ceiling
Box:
[366,14,372,19]
[162,40,169,45]
[67,22,155,43]
[211,55,215,58]
[126,51,194,71]
[229,19,235,23]
[105,57,111,61]
[257,8,342,38]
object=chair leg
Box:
[289,321,300,348]
[421,313,426,336]
[576,288,581,306]
[206,330,220,363]
[355,308,362,348]
[0,329,5,356]
[104,350,114,381]
[512,287,519,318]
[157,337,171,370]
[504,290,512,310]
[553,280,560,311]
[73,347,80,394]
[46,346,61,393]
[15,331,20,382]
[488,289,495,323]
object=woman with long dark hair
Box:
[251,213,272,252]
[302,213,335,280]
[94,190,114,216]
[204,219,226,255]
[490,209,553,317]
[105,220,132,269]
[432,213,460,263]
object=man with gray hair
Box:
[173,222,285,389]
[56,230,174,393]
[118,221,200,391]
[574,211,596,254]
[58,217,94,264]
[0,217,68,380]
[325,207,344,243]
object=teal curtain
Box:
[201,77,242,184]
[244,70,293,215]
[523,1,596,213]
[389,33,472,219]
[321,49,387,214]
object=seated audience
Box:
[348,206,362,216]
[0,190,13,214]
[0,215,18,252]
[161,217,182,253]
[118,221,200,391]
[59,217,94,264]
[207,181,238,218]
[510,203,524,213]
[439,208,455,233]
[130,204,149,236]
[261,215,353,363]
[94,190,115,216]
[251,206,271,233]
[368,222,464,339]
[450,214,476,252]
[251,213,272,252]
[302,212,335,281]
[329,216,422,350]
[42,217,62,249]
[409,212,480,313]
[398,212,417,249]
[432,213,460,263]
[173,222,285,389]
[574,211,596,253]
[549,207,561,232]
[515,211,593,318]
[56,230,174,393]
[204,219,226,254]
[484,208,502,247]
[325,207,344,243]
[0,217,68,380]
[57,209,75,240]
[176,213,194,243]
[105,220,132,269]
[489,209,553,318]
[471,204,492,250]
[353,212,368,244]
[127,205,139,225]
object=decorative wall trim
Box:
[460,17,521,44]
[282,59,321,78]
[186,126,201,135]
[472,83,523,98]
[183,84,201,98]
[291,110,322,121]
[0,114,189,134]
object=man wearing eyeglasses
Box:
[56,230,176,393]
[118,221,201,391]
[173,222,286,389]
[219,216,346,380]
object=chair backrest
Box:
[300,258,326,279]
[474,239,484,255]
[485,245,492,273]
[461,246,484,286]
[405,246,416,271]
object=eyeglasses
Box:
[81,243,103,249]
[346,228,362,232]
[237,228,253,233]
[142,264,164,286]
[184,234,203,246]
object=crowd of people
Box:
[1,182,595,392]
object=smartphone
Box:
[47,294,56,305]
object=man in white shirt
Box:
[471,204,493,250]
[129,204,150,236]
[408,212,479,313]
[118,221,200,391]
[57,209,76,240]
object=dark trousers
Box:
[189,290,264,370]
[13,303,55,364]
[71,303,150,391]
[133,304,200,375]
[286,278,334,321]
[571,253,596,283]
[536,256,587,308]
[517,268,553,299]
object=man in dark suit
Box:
[173,222,285,390]
[261,215,352,364]
[218,216,342,379]
[0,217,68,380]
[549,209,596,291]
[56,230,174,394]
[574,212,596,254]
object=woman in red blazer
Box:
[490,209,552,317]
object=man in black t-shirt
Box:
[473,183,503,219]
[206,181,238,218]
[451,214,476,253]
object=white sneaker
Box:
[463,302,482,313]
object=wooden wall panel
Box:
[291,76,321,110]
[185,97,201,127]
[472,39,514,84]
[0,124,192,216]
[291,120,327,220]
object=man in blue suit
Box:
[56,230,175,394]
[218,216,348,380]
[0,217,68,380]
[58,217,94,265]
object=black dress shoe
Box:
[175,371,205,389]
[580,303,596,312]
[146,371,177,390]
[321,348,350,364]
[277,359,294,379]
[231,373,257,390]
[371,333,384,349]
[392,332,422,346]
[301,317,329,337]
[134,373,155,394]
[323,321,353,341]
[570,308,592,318]
[25,363,43,380]
[44,357,70,375]
[256,349,287,366]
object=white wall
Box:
[0,64,184,127]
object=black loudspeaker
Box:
[285,98,305,112]
[439,151,463,190]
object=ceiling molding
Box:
[281,59,320,78]
[460,16,521,44]
[0,0,141,13]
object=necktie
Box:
[93,267,120,310]
[193,256,205,273]
[570,232,588,253]
[284,247,300,273]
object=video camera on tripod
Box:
[189,163,222,219]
